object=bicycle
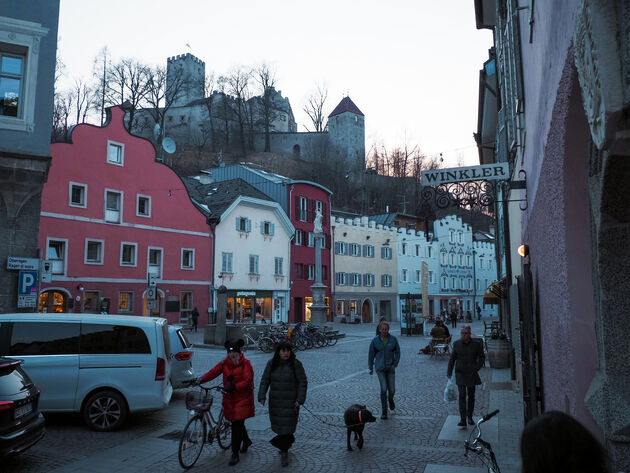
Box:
[178,384,232,469]
[464,409,501,473]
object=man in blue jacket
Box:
[368,320,401,419]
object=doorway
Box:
[39,290,67,313]
[294,297,303,323]
[362,299,372,323]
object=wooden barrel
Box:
[487,338,511,369]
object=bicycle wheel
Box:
[258,336,275,353]
[216,411,232,450]
[178,415,206,469]
[326,333,338,346]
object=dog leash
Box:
[300,403,367,429]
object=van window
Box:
[176,329,191,349]
[81,324,151,354]
[8,322,80,355]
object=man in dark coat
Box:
[258,342,307,467]
[191,307,199,332]
[447,325,485,427]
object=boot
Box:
[240,438,252,453]
[228,452,239,466]
[280,450,289,467]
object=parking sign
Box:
[18,270,39,308]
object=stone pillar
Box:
[309,231,329,324]
[213,285,228,346]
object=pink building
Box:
[38,106,213,324]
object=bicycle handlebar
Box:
[482,409,500,422]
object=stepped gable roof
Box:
[328,96,364,118]
[183,177,274,221]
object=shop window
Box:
[84,291,101,312]
[118,292,133,312]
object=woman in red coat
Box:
[199,339,254,466]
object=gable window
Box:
[69,182,87,208]
[221,252,233,273]
[236,217,251,233]
[249,254,259,274]
[120,242,137,266]
[107,140,124,165]
[294,230,303,245]
[85,239,104,264]
[299,196,307,222]
[148,248,163,278]
[274,257,284,276]
[181,249,194,269]
[47,239,66,274]
[363,244,374,258]
[137,195,151,217]
[104,190,122,223]
[261,220,275,236]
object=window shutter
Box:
[270,223,275,235]
[235,218,241,231]
[260,222,265,234]
[322,202,328,226]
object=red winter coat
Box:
[200,356,255,421]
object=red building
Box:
[201,165,332,322]
[38,106,213,324]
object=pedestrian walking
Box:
[368,320,400,420]
[198,339,254,466]
[446,325,485,427]
[258,341,308,467]
[476,303,482,320]
[449,309,457,329]
[190,306,199,332]
[520,410,610,473]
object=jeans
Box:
[231,419,250,455]
[376,369,396,414]
[457,385,476,420]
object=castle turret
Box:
[327,96,365,170]
[166,53,205,107]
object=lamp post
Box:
[472,249,477,317]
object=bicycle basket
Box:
[185,390,213,411]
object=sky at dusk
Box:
[56,0,493,168]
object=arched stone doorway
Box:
[143,289,164,317]
[362,299,372,323]
[39,289,69,313]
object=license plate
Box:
[14,402,32,419]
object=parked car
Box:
[0,314,173,431]
[167,325,195,389]
[0,357,45,457]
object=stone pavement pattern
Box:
[3,320,523,473]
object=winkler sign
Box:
[421,162,510,185]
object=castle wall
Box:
[328,112,365,169]
[253,132,328,159]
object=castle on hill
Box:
[133,53,365,169]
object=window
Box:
[274,257,284,276]
[381,274,392,287]
[350,243,361,256]
[148,248,163,277]
[295,230,303,246]
[118,292,133,312]
[335,272,348,286]
[84,291,101,312]
[0,17,48,130]
[427,246,433,258]
[429,271,435,284]
[336,300,345,315]
[249,254,259,274]
[415,244,420,256]
[120,242,137,266]
[363,244,374,258]
[363,273,375,287]
[294,263,304,279]
[351,273,361,286]
[441,251,447,265]
[401,269,408,282]
[307,264,315,280]
[181,249,194,269]
[315,200,323,213]
[449,253,455,265]
[401,243,407,255]
[104,190,122,223]
[415,270,421,283]
[458,232,463,244]
[459,254,464,266]
[137,195,151,217]
[441,275,448,289]
[307,232,314,247]
[221,252,233,273]
[381,246,392,259]
[47,239,66,274]
[468,277,472,289]
[460,277,465,289]
[181,291,193,311]
[8,322,80,355]
[107,140,124,165]
[449,230,455,243]
[451,277,457,289]
[479,258,484,269]
[85,239,104,264]
[261,220,275,236]
[80,324,151,354]
[69,182,86,208]
[236,217,251,233]
[299,196,307,221]
[467,255,472,266]
[335,241,348,255]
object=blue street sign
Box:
[18,271,38,295]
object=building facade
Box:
[0,1,59,312]
[38,106,213,324]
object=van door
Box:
[5,321,80,411]
[78,323,155,411]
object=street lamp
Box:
[472,249,477,318]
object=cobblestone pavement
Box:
[3,320,523,473]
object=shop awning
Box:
[483,280,505,305]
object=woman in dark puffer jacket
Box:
[258,341,307,467]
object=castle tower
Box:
[166,53,205,107]
[327,96,365,170]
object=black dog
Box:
[344,404,376,451]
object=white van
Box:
[0,314,173,431]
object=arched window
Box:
[292,144,301,158]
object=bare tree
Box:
[216,76,231,150]
[104,58,150,131]
[226,66,252,156]
[71,79,92,125]
[203,72,217,151]
[303,83,328,132]
[91,46,109,126]
[254,63,278,152]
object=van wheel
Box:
[83,390,128,431]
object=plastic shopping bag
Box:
[443,375,457,402]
